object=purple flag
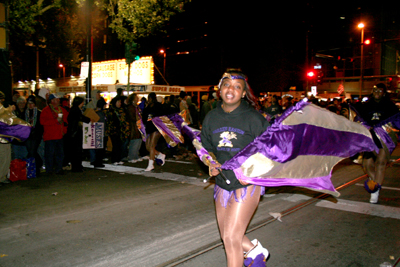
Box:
[151,101,378,196]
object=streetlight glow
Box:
[358,23,365,29]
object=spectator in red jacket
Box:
[40,94,68,175]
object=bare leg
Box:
[362,157,376,180]
[374,149,388,185]
[215,185,262,267]
[362,149,388,185]
[145,132,161,160]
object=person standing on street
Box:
[142,92,166,171]
[67,96,91,172]
[126,93,143,163]
[0,91,15,186]
[40,94,68,175]
[24,95,44,177]
[357,83,399,204]
[106,96,130,166]
[201,71,270,267]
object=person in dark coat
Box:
[106,96,130,165]
[66,96,91,172]
[24,95,44,176]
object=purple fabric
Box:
[244,254,266,267]
[152,116,182,145]
[222,123,377,170]
[349,105,400,154]
[234,169,336,193]
[373,112,400,154]
[214,185,265,208]
[137,112,146,142]
[0,121,31,142]
[150,101,379,196]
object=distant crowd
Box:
[0,86,399,184]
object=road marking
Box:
[316,199,400,219]
[82,161,206,187]
[355,183,400,191]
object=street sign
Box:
[80,62,89,78]
[311,86,317,96]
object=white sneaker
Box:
[370,189,380,204]
[142,156,149,160]
[245,239,269,261]
[136,157,143,162]
[128,159,138,163]
[156,153,166,166]
[144,160,154,171]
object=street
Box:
[0,147,399,267]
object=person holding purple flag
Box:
[357,83,399,204]
[201,70,270,267]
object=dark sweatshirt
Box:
[201,100,270,191]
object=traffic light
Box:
[125,41,140,64]
[307,71,315,78]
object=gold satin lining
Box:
[153,116,184,147]
[282,104,370,137]
[0,105,31,127]
[240,152,341,179]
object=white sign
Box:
[91,57,153,85]
[147,85,184,94]
[83,122,104,149]
[311,86,317,96]
[80,62,89,78]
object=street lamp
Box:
[358,23,365,99]
[59,64,65,79]
[160,49,166,78]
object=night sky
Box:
[143,1,400,93]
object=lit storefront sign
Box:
[92,57,154,85]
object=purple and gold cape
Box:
[152,100,381,196]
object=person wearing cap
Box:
[40,93,68,175]
[24,95,44,176]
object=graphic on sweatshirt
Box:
[218,131,237,147]
[371,112,381,121]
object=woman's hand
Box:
[209,162,221,177]
[238,178,249,186]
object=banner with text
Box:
[83,122,104,149]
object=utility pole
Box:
[85,0,93,103]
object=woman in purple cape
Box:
[201,71,270,267]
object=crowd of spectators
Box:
[0,87,399,185]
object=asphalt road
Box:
[0,147,399,267]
